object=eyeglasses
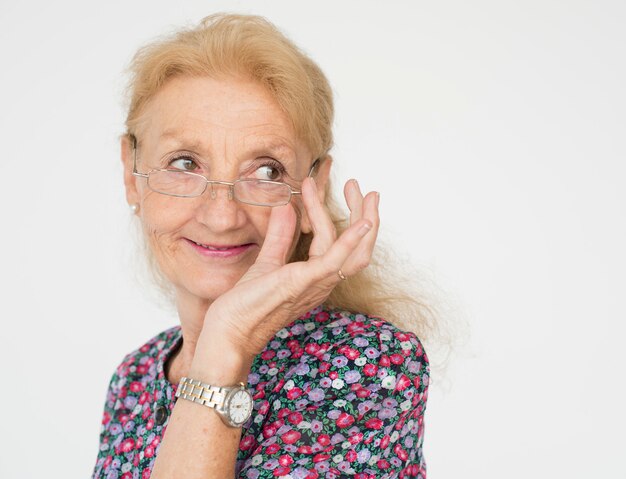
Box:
[130,135,320,207]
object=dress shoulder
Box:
[279,307,429,396]
[111,326,181,381]
[237,307,430,478]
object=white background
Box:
[1,1,624,477]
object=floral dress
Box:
[91,305,430,478]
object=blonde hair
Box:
[123,13,451,359]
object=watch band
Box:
[174,376,252,427]
[175,376,231,408]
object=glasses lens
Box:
[148,170,206,197]
[235,180,291,206]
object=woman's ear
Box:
[300,155,333,235]
[120,135,141,208]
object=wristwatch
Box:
[174,376,254,427]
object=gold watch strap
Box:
[175,377,241,409]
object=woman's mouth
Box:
[184,238,256,258]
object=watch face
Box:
[227,389,253,426]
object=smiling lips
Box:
[185,238,255,257]
[191,240,239,250]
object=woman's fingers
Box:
[340,190,379,273]
[310,188,379,283]
[344,179,364,226]
[302,177,337,255]
[301,177,379,283]
[308,216,373,282]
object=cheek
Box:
[245,205,273,235]
[140,194,189,249]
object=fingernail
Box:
[359,222,372,235]
[352,179,361,194]
[375,191,380,207]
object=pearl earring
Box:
[130,203,140,214]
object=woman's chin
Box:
[179,272,245,302]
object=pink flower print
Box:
[141,407,151,420]
[394,443,409,461]
[316,434,331,446]
[274,465,292,476]
[394,331,411,341]
[305,343,321,355]
[314,311,329,322]
[120,438,135,453]
[286,387,303,400]
[261,350,275,360]
[312,453,330,463]
[129,381,144,393]
[362,363,377,377]
[258,399,270,414]
[395,375,412,392]
[345,450,358,462]
[266,443,280,454]
[355,388,371,398]
[344,348,360,360]
[365,418,384,430]
[239,435,256,451]
[287,412,303,425]
[102,411,111,425]
[390,353,405,365]
[335,412,355,428]
[263,423,278,439]
[347,432,363,445]
[298,445,314,454]
[281,430,301,445]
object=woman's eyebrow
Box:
[243,136,297,161]
[157,129,205,150]
[245,145,296,162]
[156,129,298,162]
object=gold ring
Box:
[337,269,347,281]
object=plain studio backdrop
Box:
[1,1,624,477]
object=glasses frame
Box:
[130,134,321,207]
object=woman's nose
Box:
[207,182,234,201]
[194,183,245,232]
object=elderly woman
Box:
[92,13,431,479]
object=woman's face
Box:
[121,76,321,304]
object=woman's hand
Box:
[196,177,380,362]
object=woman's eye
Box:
[254,160,285,181]
[168,157,198,171]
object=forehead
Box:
[138,76,304,158]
